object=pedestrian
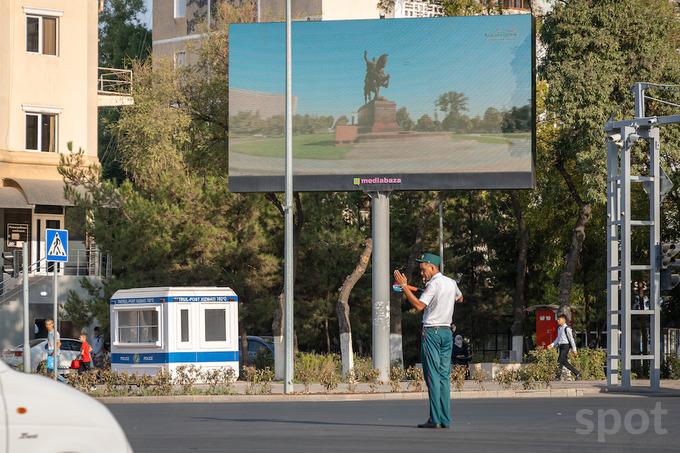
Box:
[394,252,463,429]
[79,332,93,373]
[45,319,65,382]
[547,313,581,381]
[92,326,105,368]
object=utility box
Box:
[109,287,239,378]
[535,307,558,348]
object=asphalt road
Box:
[108,396,679,453]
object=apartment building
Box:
[153,0,384,65]
[0,0,130,348]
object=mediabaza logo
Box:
[353,177,402,186]
[485,27,519,41]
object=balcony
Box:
[97,67,134,107]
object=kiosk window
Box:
[118,309,159,343]
[204,309,226,342]
[180,309,189,342]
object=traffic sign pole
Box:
[22,242,30,374]
[53,268,58,381]
[45,228,68,381]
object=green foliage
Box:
[663,356,680,380]
[521,348,558,389]
[572,348,606,380]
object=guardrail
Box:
[98,67,133,96]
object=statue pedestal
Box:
[358,99,400,134]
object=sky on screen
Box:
[230,15,532,120]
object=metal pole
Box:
[283,0,294,394]
[649,127,661,390]
[438,197,444,274]
[22,242,30,373]
[606,138,620,386]
[633,83,645,119]
[371,191,390,382]
[620,126,634,388]
[53,267,58,381]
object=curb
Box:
[98,386,606,404]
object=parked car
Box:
[0,359,133,452]
[1,338,82,373]
[240,335,274,365]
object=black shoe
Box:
[417,421,442,429]
[575,373,582,381]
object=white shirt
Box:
[419,273,462,327]
[551,324,577,352]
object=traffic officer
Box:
[394,252,463,429]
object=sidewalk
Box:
[98,379,680,405]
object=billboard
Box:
[228,15,534,192]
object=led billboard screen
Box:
[228,15,534,192]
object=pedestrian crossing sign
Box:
[45,229,69,262]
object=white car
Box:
[0,359,133,452]
[2,338,82,373]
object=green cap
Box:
[416,252,441,267]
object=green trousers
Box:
[421,326,453,426]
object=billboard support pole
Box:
[371,191,391,382]
[283,0,295,394]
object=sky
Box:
[230,15,533,120]
[141,0,152,27]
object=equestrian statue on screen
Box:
[364,50,390,103]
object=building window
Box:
[204,308,226,342]
[117,309,159,344]
[26,15,58,55]
[25,112,57,152]
[180,309,190,342]
[174,51,186,69]
[174,0,186,18]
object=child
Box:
[79,333,93,373]
[548,314,581,380]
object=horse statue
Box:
[364,50,390,104]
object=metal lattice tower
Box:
[605,82,680,391]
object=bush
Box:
[294,352,341,392]
[450,365,467,391]
[365,368,382,392]
[663,356,680,379]
[204,368,236,395]
[572,348,606,380]
[494,369,520,390]
[243,366,274,394]
[351,355,374,383]
[405,366,424,392]
[471,368,488,391]
[389,367,406,392]
[521,348,557,389]
[174,365,202,394]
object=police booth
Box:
[110,287,239,377]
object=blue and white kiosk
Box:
[110,287,239,378]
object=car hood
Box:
[1,366,123,430]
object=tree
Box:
[396,107,414,131]
[98,0,151,182]
[59,1,278,338]
[436,91,469,132]
[415,114,436,132]
[337,238,372,375]
[540,0,680,318]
